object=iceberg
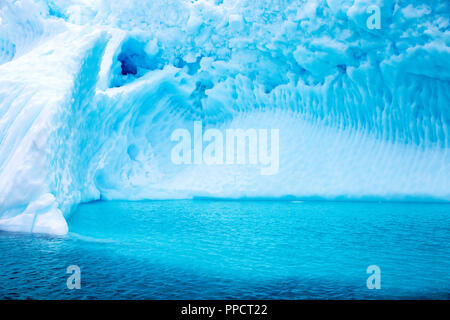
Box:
[0,0,449,235]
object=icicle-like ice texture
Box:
[0,0,449,234]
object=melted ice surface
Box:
[0,0,449,234]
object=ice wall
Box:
[0,0,449,234]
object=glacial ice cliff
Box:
[0,0,449,234]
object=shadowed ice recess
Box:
[0,0,449,234]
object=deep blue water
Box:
[0,200,449,299]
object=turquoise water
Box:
[0,200,449,299]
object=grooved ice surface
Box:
[0,0,449,234]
